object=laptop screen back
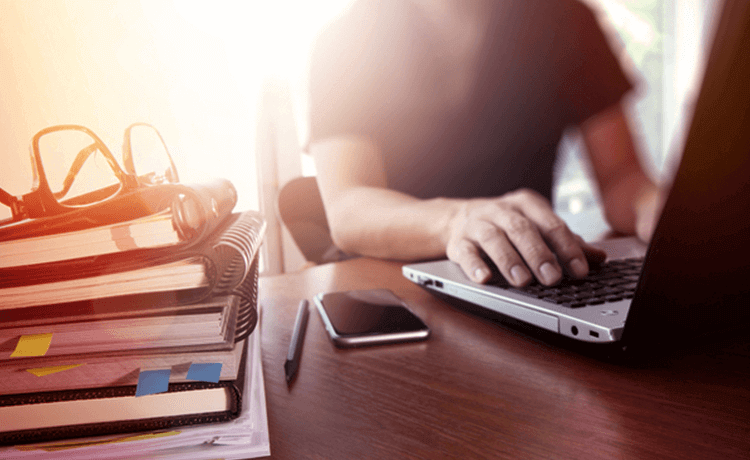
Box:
[623,0,750,348]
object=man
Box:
[308,0,662,286]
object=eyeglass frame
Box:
[0,123,179,223]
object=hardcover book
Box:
[0,211,266,311]
[0,314,269,459]
[0,336,249,446]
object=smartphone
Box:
[314,289,430,348]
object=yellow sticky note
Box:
[26,363,84,377]
[10,333,53,357]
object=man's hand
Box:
[445,189,606,286]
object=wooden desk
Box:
[259,258,750,459]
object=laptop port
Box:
[416,276,433,287]
[435,281,443,288]
[589,330,600,338]
[571,326,579,336]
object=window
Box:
[555,0,720,240]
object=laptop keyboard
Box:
[493,257,644,308]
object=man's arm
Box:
[311,136,456,260]
[580,103,665,242]
[312,136,605,287]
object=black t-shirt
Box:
[309,0,633,200]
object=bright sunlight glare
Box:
[0,0,354,221]
[171,0,355,89]
[141,0,356,209]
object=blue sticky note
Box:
[186,363,222,383]
[135,369,171,397]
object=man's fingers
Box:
[494,212,563,286]
[508,191,590,279]
[468,222,531,286]
[446,239,492,283]
[575,234,608,266]
[540,219,590,278]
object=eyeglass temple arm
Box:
[53,143,137,200]
[53,143,98,199]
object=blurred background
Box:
[0,0,721,273]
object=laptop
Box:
[403,0,750,354]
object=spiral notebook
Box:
[0,211,266,311]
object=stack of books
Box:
[0,181,270,459]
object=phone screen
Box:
[320,290,427,335]
[315,289,429,346]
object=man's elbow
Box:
[602,205,637,236]
[329,226,356,254]
[599,168,654,237]
[327,211,364,255]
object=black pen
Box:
[284,299,310,384]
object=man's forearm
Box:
[326,186,461,261]
[601,167,661,240]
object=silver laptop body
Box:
[403,238,647,343]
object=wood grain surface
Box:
[258,257,750,460]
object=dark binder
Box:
[0,336,249,447]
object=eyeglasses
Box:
[0,123,179,224]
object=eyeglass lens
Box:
[126,124,177,185]
[37,129,122,206]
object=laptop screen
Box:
[623,0,750,347]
